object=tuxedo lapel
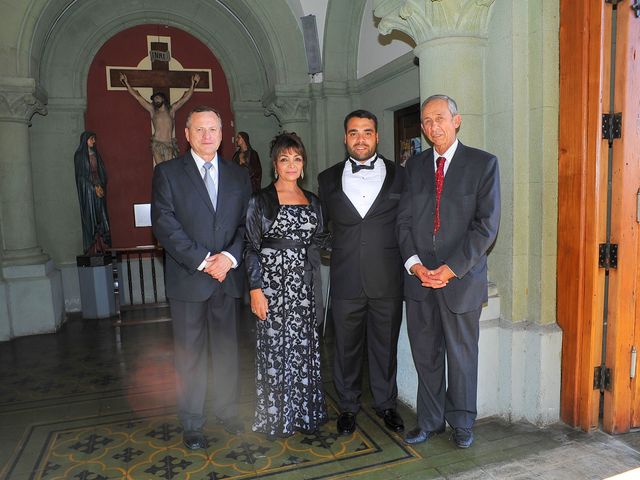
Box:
[330,161,362,219]
[182,153,216,216]
[364,158,394,218]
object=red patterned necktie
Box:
[434,156,446,233]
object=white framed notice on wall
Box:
[134,204,152,227]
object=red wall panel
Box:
[86,25,234,247]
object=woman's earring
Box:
[301,169,304,180]
[274,171,278,179]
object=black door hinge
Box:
[602,113,622,144]
[599,243,618,269]
[594,365,612,391]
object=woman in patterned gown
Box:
[245,132,329,439]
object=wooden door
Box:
[558,0,640,433]
[602,0,640,433]
[394,104,421,165]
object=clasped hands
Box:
[411,263,455,289]
[203,253,232,282]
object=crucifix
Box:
[107,37,212,166]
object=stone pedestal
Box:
[2,260,64,337]
[77,255,116,319]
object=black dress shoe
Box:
[403,425,446,445]
[183,431,208,450]
[217,417,245,434]
[452,427,474,448]
[376,408,404,432]
[336,412,356,435]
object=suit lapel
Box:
[182,153,216,216]
[215,159,233,221]
[442,142,467,194]
[419,148,436,194]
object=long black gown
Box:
[250,204,328,437]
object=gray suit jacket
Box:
[397,142,500,313]
[151,151,252,302]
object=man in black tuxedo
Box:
[152,106,252,450]
[398,95,500,448]
[318,110,405,436]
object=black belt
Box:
[261,237,324,326]
[261,238,308,250]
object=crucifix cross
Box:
[108,40,210,99]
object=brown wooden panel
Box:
[634,283,640,427]
[558,0,607,431]
[602,2,640,434]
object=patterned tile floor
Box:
[0,307,639,479]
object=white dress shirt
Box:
[342,154,386,218]
[191,150,238,271]
[404,139,459,275]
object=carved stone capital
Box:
[263,90,310,126]
[0,77,47,123]
[374,0,496,44]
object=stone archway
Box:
[13,0,312,317]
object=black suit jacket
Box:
[151,151,252,302]
[397,142,500,313]
[318,156,404,299]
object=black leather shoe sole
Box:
[452,428,474,448]
[336,412,356,436]
[403,425,446,445]
[376,409,405,432]
[183,431,208,450]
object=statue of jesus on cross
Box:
[120,72,200,166]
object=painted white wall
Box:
[358,0,413,78]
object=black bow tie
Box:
[350,157,377,173]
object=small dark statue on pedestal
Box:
[74,131,112,256]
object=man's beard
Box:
[153,100,164,110]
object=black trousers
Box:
[406,291,481,431]
[169,288,239,432]
[331,295,403,413]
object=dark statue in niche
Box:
[74,131,112,255]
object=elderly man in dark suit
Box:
[398,95,500,448]
[152,106,252,450]
[318,109,405,436]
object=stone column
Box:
[374,0,495,148]
[0,77,64,339]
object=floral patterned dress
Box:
[252,205,328,437]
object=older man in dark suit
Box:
[152,106,251,450]
[398,95,500,448]
[318,110,405,436]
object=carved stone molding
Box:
[374,0,496,44]
[263,93,310,126]
[0,77,47,123]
